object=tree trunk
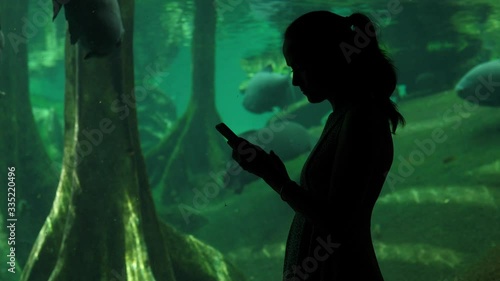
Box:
[0,0,59,268]
[145,0,227,205]
[20,0,176,280]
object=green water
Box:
[1,0,499,281]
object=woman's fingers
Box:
[231,140,270,175]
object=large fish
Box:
[53,0,124,60]
[225,120,314,193]
[241,65,303,113]
[455,59,500,106]
[52,0,69,19]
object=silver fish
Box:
[52,0,70,20]
[241,65,303,113]
[54,0,124,60]
[455,59,500,107]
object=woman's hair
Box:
[284,11,405,134]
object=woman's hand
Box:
[229,137,291,189]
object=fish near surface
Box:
[52,0,70,19]
[225,121,313,193]
[241,65,303,113]
[455,59,500,106]
[53,0,125,60]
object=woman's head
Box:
[283,11,405,133]
[283,11,396,103]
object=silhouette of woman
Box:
[228,11,405,281]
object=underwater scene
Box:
[0,0,500,280]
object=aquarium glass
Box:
[0,0,499,280]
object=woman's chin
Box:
[305,94,324,103]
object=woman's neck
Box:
[327,96,354,112]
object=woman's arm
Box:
[278,106,388,238]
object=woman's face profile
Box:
[283,39,331,103]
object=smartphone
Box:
[215,123,240,146]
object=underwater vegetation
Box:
[451,1,500,60]
[135,0,193,80]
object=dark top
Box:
[281,101,393,281]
